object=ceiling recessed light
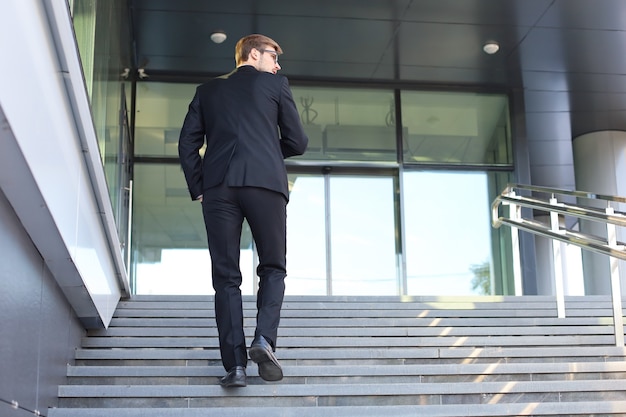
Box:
[210,31,227,44]
[483,41,499,55]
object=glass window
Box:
[72,0,132,269]
[134,83,199,157]
[131,163,256,294]
[129,82,515,297]
[290,87,397,162]
[71,0,96,98]
[401,91,511,166]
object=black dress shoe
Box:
[249,336,283,381]
[219,366,247,387]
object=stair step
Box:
[107,316,616,328]
[67,361,626,376]
[80,335,616,348]
[46,401,626,417]
[59,379,626,396]
[114,295,625,312]
[73,346,626,361]
[111,307,622,318]
[118,294,618,304]
[120,294,562,303]
[112,309,572,318]
[90,324,616,337]
[57,380,626,408]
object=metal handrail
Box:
[501,182,626,204]
[492,183,625,346]
[496,195,626,230]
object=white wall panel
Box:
[0,0,126,327]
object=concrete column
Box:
[573,131,626,295]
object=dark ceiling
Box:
[128,0,626,137]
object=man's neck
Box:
[237,62,258,70]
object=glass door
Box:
[402,170,495,295]
[286,172,399,295]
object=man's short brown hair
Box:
[235,34,283,66]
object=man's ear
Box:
[250,48,259,61]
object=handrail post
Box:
[509,191,523,295]
[550,197,566,318]
[606,206,624,347]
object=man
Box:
[178,34,308,388]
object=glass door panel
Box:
[286,174,398,296]
[286,175,327,295]
[403,171,494,295]
[329,176,398,295]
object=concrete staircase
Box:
[49,295,626,416]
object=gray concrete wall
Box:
[0,189,84,416]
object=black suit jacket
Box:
[178,65,308,201]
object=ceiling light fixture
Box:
[210,31,227,44]
[483,41,500,55]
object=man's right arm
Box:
[277,78,308,158]
[178,90,205,201]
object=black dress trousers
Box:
[202,181,287,370]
